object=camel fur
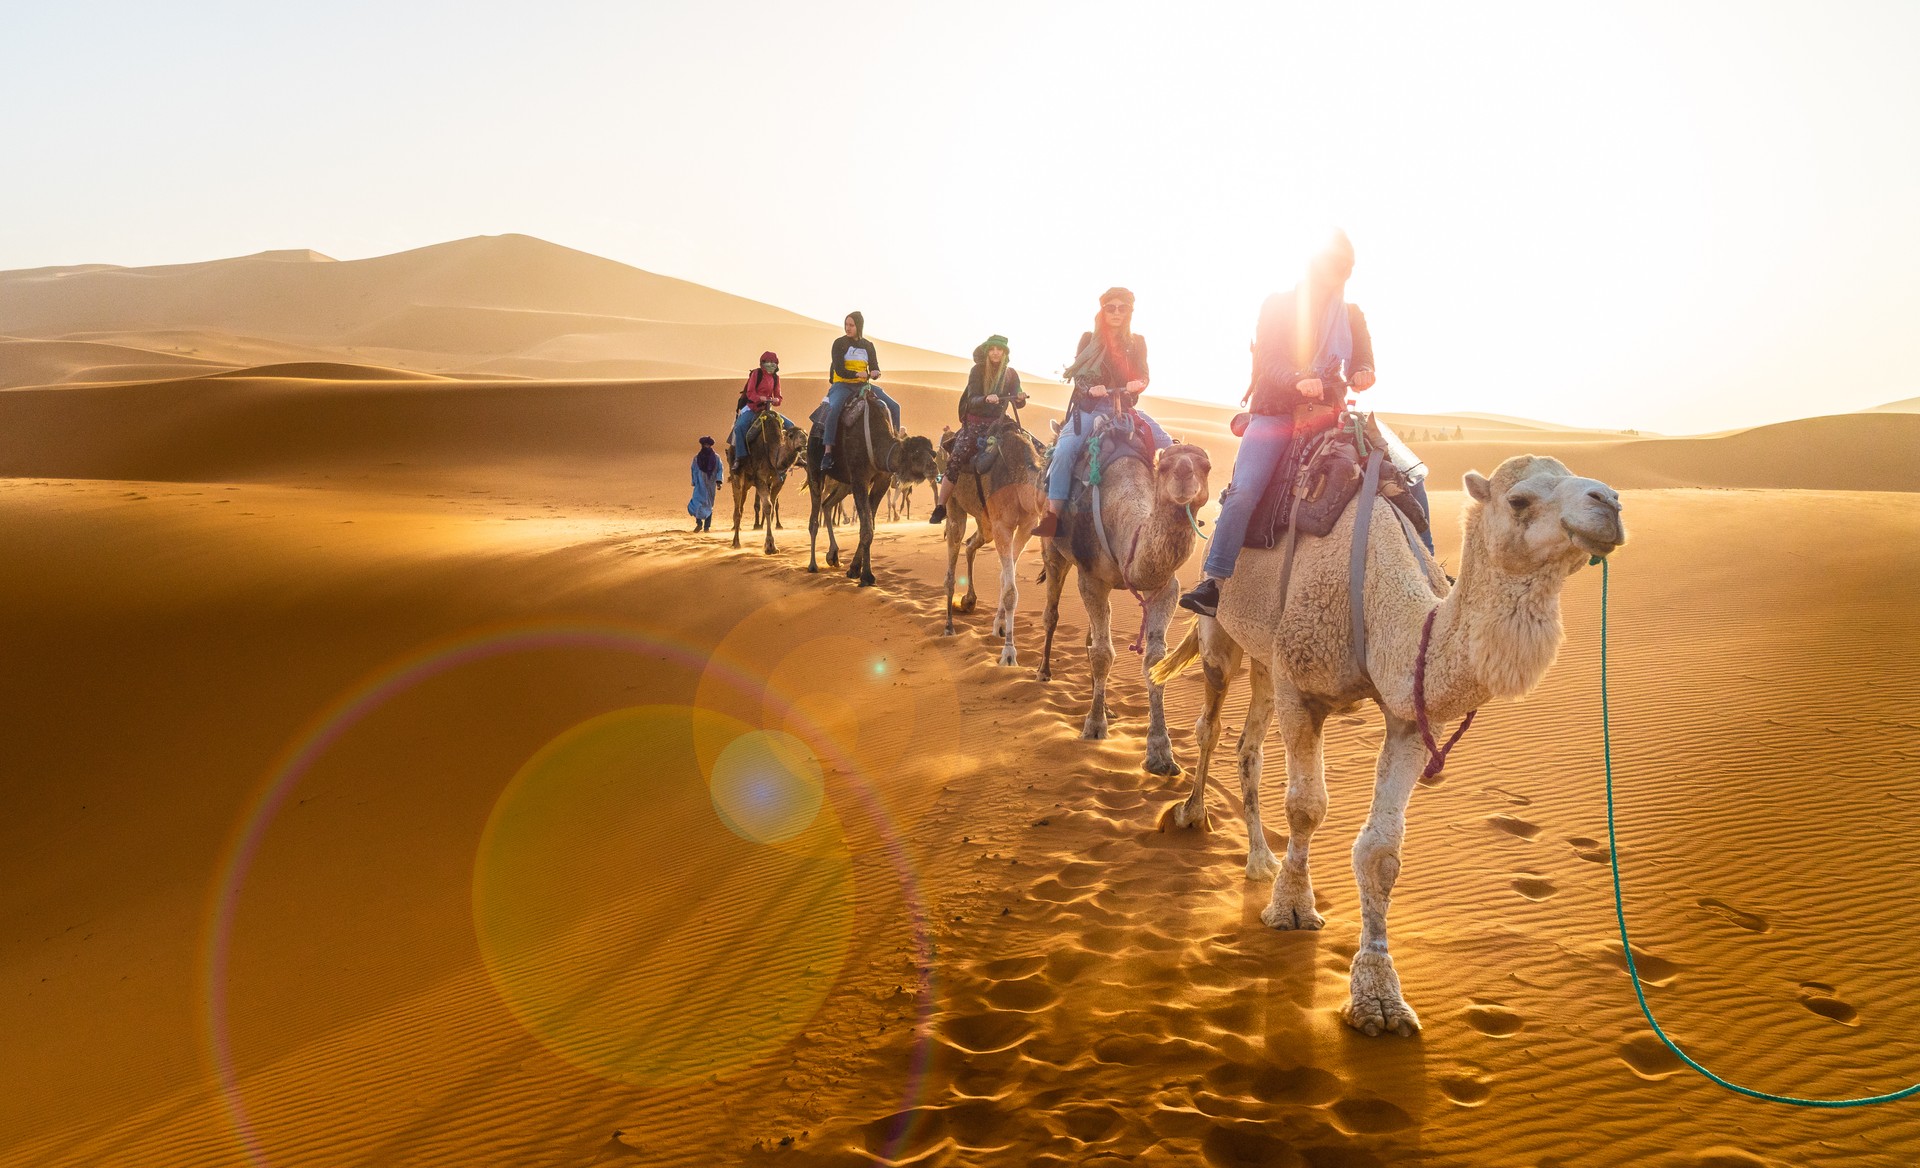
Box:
[805,394,938,586]
[1037,441,1212,776]
[941,421,1047,667]
[730,410,804,553]
[1153,454,1625,1037]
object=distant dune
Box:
[1862,394,1920,414]
[0,234,969,385]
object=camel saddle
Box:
[1046,412,1156,504]
[808,390,889,485]
[1242,403,1430,551]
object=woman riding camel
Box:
[729,351,787,470]
[819,311,902,473]
[1033,287,1173,539]
[1179,231,1379,616]
[928,334,1026,525]
[688,436,724,532]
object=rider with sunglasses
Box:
[1033,287,1173,538]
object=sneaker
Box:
[927,505,947,525]
[1178,577,1221,617]
[1032,512,1060,539]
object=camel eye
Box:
[1507,495,1530,513]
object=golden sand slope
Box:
[1,369,1917,1167]
[0,236,972,385]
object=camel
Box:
[1036,432,1212,776]
[941,420,1048,667]
[805,392,939,586]
[729,410,805,553]
[1152,454,1625,1037]
[886,479,916,522]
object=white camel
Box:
[1154,454,1625,1037]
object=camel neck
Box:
[1430,513,1568,704]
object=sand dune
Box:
[3,238,1917,1167]
[1863,394,1920,414]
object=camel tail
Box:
[1150,620,1202,687]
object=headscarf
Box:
[845,311,865,339]
[744,350,780,399]
[696,438,720,476]
[1064,288,1140,387]
[975,335,1012,400]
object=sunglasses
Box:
[1101,302,1130,314]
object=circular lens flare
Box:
[474,706,853,1086]
[709,729,824,845]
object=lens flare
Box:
[709,728,825,845]
[474,706,853,1086]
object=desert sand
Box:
[2,239,1917,1167]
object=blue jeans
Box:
[1202,414,1294,579]
[1409,480,1435,554]
[731,406,789,460]
[822,381,901,446]
[1046,405,1174,503]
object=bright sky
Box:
[5,1,1917,433]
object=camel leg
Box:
[942,509,965,636]
[1340,712,1426,1037]
[1212,661,1276,885]
[1256,673,1328,905]
[1172,623,1242,830]
[992,522,1028,666]
[958,521,986,614]
[763,481,780,554]
[825,488,842,569]
[730,476,749,548]
[1078,576,1114,740]
[853,480,884,586]
[1034,544,1069,683]
[805,481,823,572]
[1141,579,1182,777]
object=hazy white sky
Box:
[5,1,1916,432]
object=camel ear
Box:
[1464,471,1492,503]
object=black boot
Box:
[1178,577,1221,617]
[927,504,947,525]
[820,448,835,473]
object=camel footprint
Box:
[1566,835,1612,863]
[1487,815,1542,840]
[1695,897,1769,933]
[1796,982,1859,1026]
[1509,872,1558,900]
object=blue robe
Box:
[689,454,723,519]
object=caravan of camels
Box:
[694,236,1627,1037]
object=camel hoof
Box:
[1245,850,1281,882]
[860,572,876,587]
[1080,716,1109,741]
[997,647,1018,667]
[1166,800,1208,831]
[1032,668,1051,683]
[1143,742,1181,777]
[806,564,818,574]
[957,595,977,613]
[1341,952,1421,1037]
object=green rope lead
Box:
[1598,555,1920,1107]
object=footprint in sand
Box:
[1566,836,1612,863]
[1484,785,1533,807]
[939,1010,1034,1054]
[1462,1003,1525,1037]
[1436,1069,1494,1106]
[1796,983,1860,1026]
[1601,943,1682,987]
[1055,1103,1125,1144]
[1679,1150,1786,1168]
[1695,897,1769,933]
[984,974,1060,1013]
[1205,1060,1345,1107]
[1329,1095,1416,1135]
[1509,874,1558,900]
[1618,1033,1685,1079]
[1487,815,1543,840]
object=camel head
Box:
[892,435,941,486]
[1464,455,1625,576]
[1153,443,1213,510]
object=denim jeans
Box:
[1046,404,1174,503]
[1409,479,1435,555]
[822,381,901,445]
[1201,414,1294,580]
